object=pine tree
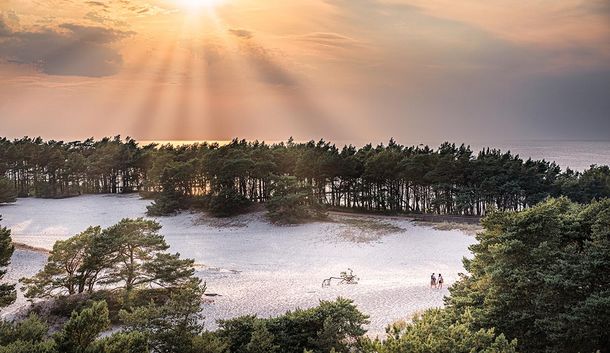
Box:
[21,219,196,298]
[246,321,277,353]
[54,301,111,353]
[266,176,326,224]
[102,218,195,291]
[0,216,15,308]
[0,178,17,204]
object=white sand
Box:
[0,195,475,335]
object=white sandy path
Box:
[0,195,475,335]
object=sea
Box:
[468,140,610,172]
[143,139,610,172]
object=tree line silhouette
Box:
[1,136,609,216]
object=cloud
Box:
[58,23,131,42]
[0,20,11,37]
[228,28,254,39]
[401,0,610,68]
[85,1,109,9]
[323,0,610,72]
[1,0,609,142]
[226,28,297,86]
[84,11,128,26]
[508,70,610,137]
[124,3,175,16]
[0,18,133,77]
[242,44,297,87]
[292,32,359,48]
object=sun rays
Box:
[95,2,346,142]
[0,0,355,141]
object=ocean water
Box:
[382,140,610,171]
[469,140,610,172]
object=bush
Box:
[208,189,252,218]
[359,308,517,353]
[33,181,80,199]
[24,288,180,327]
[0,177,17,204]
[146,192,182,216]
[218,297,368,353]
[54,301,111,353]
[266,176,326,224]
[0,216,15,308]
[0,314,49,346]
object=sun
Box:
[175,0,223,9]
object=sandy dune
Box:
[0,195,475,335]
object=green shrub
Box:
[208,189,252,218]
[218,297,368,353]
[0,177,16,203]
[266,176,326,224]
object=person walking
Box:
[430,273,437,288]
[438,273,444,289]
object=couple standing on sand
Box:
[430,273,444,289]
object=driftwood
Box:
[322,268,359,287]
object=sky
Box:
[0,0,609,143]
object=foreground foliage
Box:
[446,198,610,353]
[359,309,517,353]
[0,301,145,353]
[218,297,368,353]
[119,281,205,353]
[0,297,369,353]
[0,216,15,308]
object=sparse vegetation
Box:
[335,215,403,242]
[414,221,482,235]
